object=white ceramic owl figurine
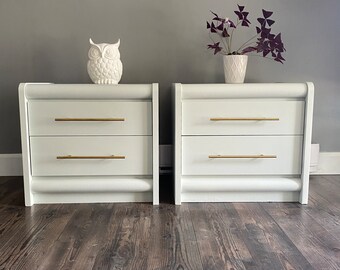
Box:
[87,38,123,84]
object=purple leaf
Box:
[256,27,261,33]
[257,18,266,25]
[207,42,223,55]
[222,28,230,37]
[268,33,275,40]
[262,9,273,18]
[275,45,285,53]
[235,6,250,26]
[238,5,245,12]
[242,46,257,54]
[210,10,219,18]
[274,52,285,63]
[263,50,270,57]
[267,19,275,26]
[243,17,251,26]
[261,27,271,38]
[234,11,243,20]
[274,33,282,43]
[215,47,222,54]
[242,21,249,27]
[217,22,224,31]
[213,17,225,22]
[207,21,210,29]
[210,22,217,33]
[228,20,236,28]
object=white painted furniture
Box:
[19,83,159,206]
[173,83,314,204]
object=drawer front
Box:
[182,136,302,175]
[182,100,305,135]
[30,136,152,176]
[29,101,152,136]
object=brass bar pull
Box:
[57,155,126,160]
[210,117,279,121]
[55,118,125,122]
[209,154,277,159]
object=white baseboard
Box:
[0,154,23,176]
[310,152,340,175]
[0,150,339,176]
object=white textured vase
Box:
[223,55,248,83]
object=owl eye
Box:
[89,47,100,59]
[105,48,115,58]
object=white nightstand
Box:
[173,83,314,204]
[19,83,159,206]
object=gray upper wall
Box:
[0,0,339,153]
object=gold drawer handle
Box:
[55,118,125,122]
[209,155,277,159]
[210,117,279,121]
[57,155,126,160]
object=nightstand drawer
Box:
[182,136,302,175]
[30,136,152,176]
[182,100,304,135]
[28,101,152,136]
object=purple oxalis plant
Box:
[207,5,286,63]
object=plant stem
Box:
[209,32,228,54]
[224,25,231,53]
[237,41,257,53]
[229,19,241,53]
[222,37,230,54]
[237,33,260,53]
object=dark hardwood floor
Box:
[0,175,339,270]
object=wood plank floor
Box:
[0,175,339,270]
